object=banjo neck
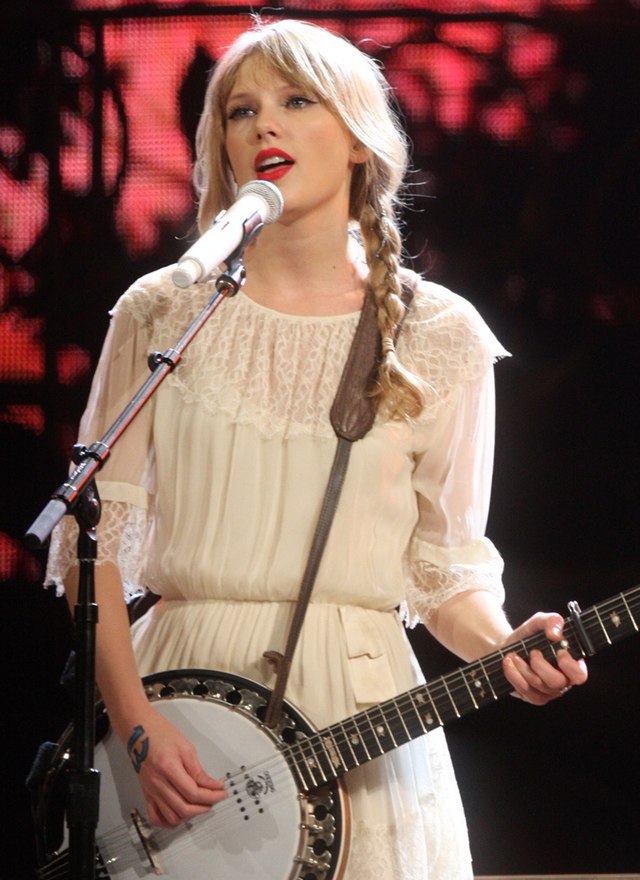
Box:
[286,585,640,792]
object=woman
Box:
[47,19,587,879]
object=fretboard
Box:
[285,584,640,793]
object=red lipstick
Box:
[254,148,295,181]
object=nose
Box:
[254,108,281,140]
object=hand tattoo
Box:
[127,724,149,774]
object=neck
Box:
[241,221,367,316]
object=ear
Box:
[350,140,369,165]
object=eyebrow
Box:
[226,82,309,105]
[226,91,256,104]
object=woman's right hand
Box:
[121,706,228,827]
[64,564,228,827]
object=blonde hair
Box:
[194,19,426,419]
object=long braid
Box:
[359,200,426,420]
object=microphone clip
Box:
[215,216,263,296]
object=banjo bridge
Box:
[130,808,163,875]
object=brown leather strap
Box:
[263,275,417,727]
[263,436,352,727]
[330,271,417,440]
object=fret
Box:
[390,695,413,743]
[406,690,430,735]
[366,704,398,751]
[296,737,331,788]
[598,608,622,645]
[335,718,359,769]
[453,667,489,714]
[362,709,386,757]
[476,658,498,700]
[289,740,319,791]
[621,594,639,631]
[372,697,411,748]
[593,606,612,646]
[442,677,460,718]
[540,633,567,663]
[412,687,443,729]
[299,741,326,788]
[459,668,479,710]
[340,714,373,765]
[313,735,336,781]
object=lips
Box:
[254,148,295,181]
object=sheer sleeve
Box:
[399,280,508,627]
[45,293,156,599]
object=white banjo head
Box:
[36,669,348,880]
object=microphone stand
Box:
[24,244,252,879]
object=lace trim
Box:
[114,267,507,440]
[346,744,473,880]
[45,500,148,601]
[346,811,472,880]
[400,555,505,628]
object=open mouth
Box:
[255,150,295,180]
[257,155,293,173]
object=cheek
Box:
[309,124,352,166]
[224,132,246,176]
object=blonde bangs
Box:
[195,20,408,229]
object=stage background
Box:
[1,1,639,877]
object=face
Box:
[223,55,367,225]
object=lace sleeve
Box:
[401,539,505,628]
[44,499,149,601]
[401,312,507,628]
[44,288,156,599]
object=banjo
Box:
[35,585,640,880]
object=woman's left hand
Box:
[501,612,589,705]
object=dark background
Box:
[1,2,639,878]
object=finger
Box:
[503,653,544,698]
[503,653,563,705]
[183,752,228,793]
[556,650,589,685]
[180,754,229,804]
[151,780,217,824]
[506,611,556,644]
[194,768,229,798]
[543,613,566,642]
[527,649,570,691]
[147,796,181,829]
[141,760,220,823]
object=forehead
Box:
[227,54,305,98]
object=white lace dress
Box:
[47,265,508,880]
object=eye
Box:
[227,105,255,121]
[286,95,317,109]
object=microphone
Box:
[172,180,284,288]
